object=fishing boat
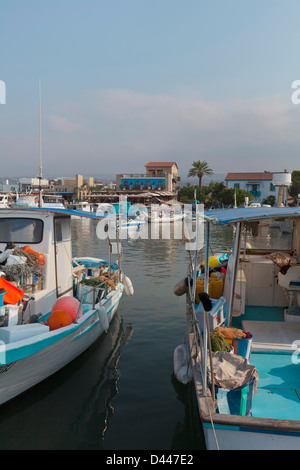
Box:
[174,206,300,450]
[42,194,65,209]
[13,194,66,210]
[0,206,132,405]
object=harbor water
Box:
[0,218,234,450]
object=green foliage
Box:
[178,182,253,207]
[289,170,300,202]
[262,195,276,206]
[219,188,253,206]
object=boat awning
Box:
[9,207,116,219]
[204,207,300,225]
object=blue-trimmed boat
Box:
[179,206,300,450]
[0,207,132,405]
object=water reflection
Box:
[170,375,206,450]
[0,313,133,450]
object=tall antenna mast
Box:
[38,78,43,207]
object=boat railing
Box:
[187,272,227,396]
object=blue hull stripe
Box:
[2,285,123,364]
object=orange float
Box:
[0,278,24,304]
[51,296,82,322]
[22,246,45,265]
[47,310,73,331]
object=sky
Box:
[1,0,300,180]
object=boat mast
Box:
[38,78,43,208]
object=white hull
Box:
[0,286,123,405]
[149,214,184,223]
[204,425,300,450]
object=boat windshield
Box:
[0,218,43,244]
[242,218,293,251]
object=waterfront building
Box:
[225,171,290,204]
[115,162,180,202]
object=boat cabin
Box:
[0,209,73,318]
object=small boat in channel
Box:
[174,206,300,450]
[148,206,185,223]
[0,206,132,405]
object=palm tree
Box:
[187,160,214,189]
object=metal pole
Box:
[226,222,242,326]
[38,79,43,208]
[203,221,210,395]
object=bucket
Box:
[232,334,253,360]
[214,379,255,416]
[195,278,205,303]
[208,278,224,299]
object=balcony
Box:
[249,190,261,198]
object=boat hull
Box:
[0,286,123,405]
[203,423,300,450]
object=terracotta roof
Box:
[225,172,278,181]
[145,162,178,168]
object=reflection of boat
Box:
[176,206,300,450]
[0,207,132,405]
[0,312,133,449]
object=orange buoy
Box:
[51,297,82,322]
[22,246,45,265]
[47,310,73,331]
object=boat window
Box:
[0,218,43,244]
[54,218,70,242]
[242,218,293,251]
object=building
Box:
[19,177,49,193]
[225,171,290,204]
[116,162,180,194]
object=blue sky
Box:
[1,0,300,179]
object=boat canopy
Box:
[204,207,300,226]
[10,207,115,219]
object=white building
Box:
[225,171,290,204]
[19,177,49,193]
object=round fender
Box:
[122,274,134,297]
[97,306,109,333]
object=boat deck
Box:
[232,306,300,421]
[250,351,300,420]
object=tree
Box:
[219,188,253,207]
[289,170,300,203]
[187,160,214,189]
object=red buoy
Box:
[51,297,82,322]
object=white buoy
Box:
[122,274,134,297]
[97,306,109,332]
[173,343,193,384]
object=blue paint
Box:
[251,351,300,421]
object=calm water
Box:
[0,219,234,450]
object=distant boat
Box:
[0,194,10,209]
[148,207,184,223]
[13,194,66,210]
